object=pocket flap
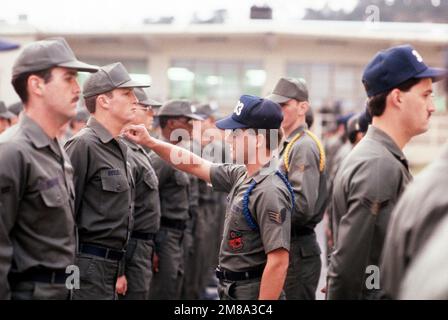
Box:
[40,186,66,208]
[143,171,158,190]
[100,169,130,193]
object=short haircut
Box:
[84,91,113,113]
[367,78,422,117]
[11,68,54,104]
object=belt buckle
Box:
[50,271,56,284]
[105,247,111,259]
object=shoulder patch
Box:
[362,198,390,216]
[268,208,288,224]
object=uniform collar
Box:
[21,114,55,149]
[285,123,308,143]
[87,116,114,143]
[366,125,408,166]
[280,123,308,154]
[123,137,142,152]
[250,160,278,184]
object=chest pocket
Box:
[143,170,158,190]
[100,168,130,193]
[174,171,189,187]
[40,183,68,208]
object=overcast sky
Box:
[0,0,358,30]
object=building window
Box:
[168,59,265,107]
[77,57,150,85]
[286,62,365,112]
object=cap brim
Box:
[415,67,446,82]
[118,79,151,89]
[265,93,291,104]
[185,113,206,121]
[216,115,248,130]
[139,98,162,107]
[0,111,16,119]
[58,60,99,73]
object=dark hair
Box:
[305,108,314,128]
[367,78,422,117]
[158,116,172,129]
[158,116,189,129]
[253,128,283,151]
[11,68,54,104]
[84,91,113,114]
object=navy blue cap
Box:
[336,112,355,127]
[216,95,283,130]
[362,44,446,97]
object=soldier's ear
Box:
[97,95,110,109]
[28,75,44,96]
[389,89,403,109]
[299,101,309,114]
[296,101,308,116]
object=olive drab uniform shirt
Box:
[327,125,412,299]
[122,138,160,234]
[0,115,76,299]
[381,143,448,299]
[278,124,329,231]
[149,138,190,222]
[64,117,134,250]
[210,163,292,272]
[398,214,448,300]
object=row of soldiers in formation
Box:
[0,37,447,300]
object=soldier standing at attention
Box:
[327,44,444,299]
[65,62,150,300]
[266,78,329,300]
[0,38,97,299]
[115,88,161,300]
[147,100,204,300]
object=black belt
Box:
[199,199,215,204]
[161,217,187,231]
[131,231,156,241]
[8,268,68,285]
[216,265,265,281]
[291,226,315,238]
[79,243,124,261]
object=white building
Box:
[1,19,447,168]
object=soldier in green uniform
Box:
[327,44,444,299]
[148,100,204,300]
[267,78,328,300]
[0,38,97,299]
[266,77,329,300]
[124,95,294,300]
[115,88,161,300]
[380,57,446,300]
[65,62,150,300]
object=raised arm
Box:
[123,124,212,183]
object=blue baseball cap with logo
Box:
[362,44,446,97]
[216,95,283,130]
